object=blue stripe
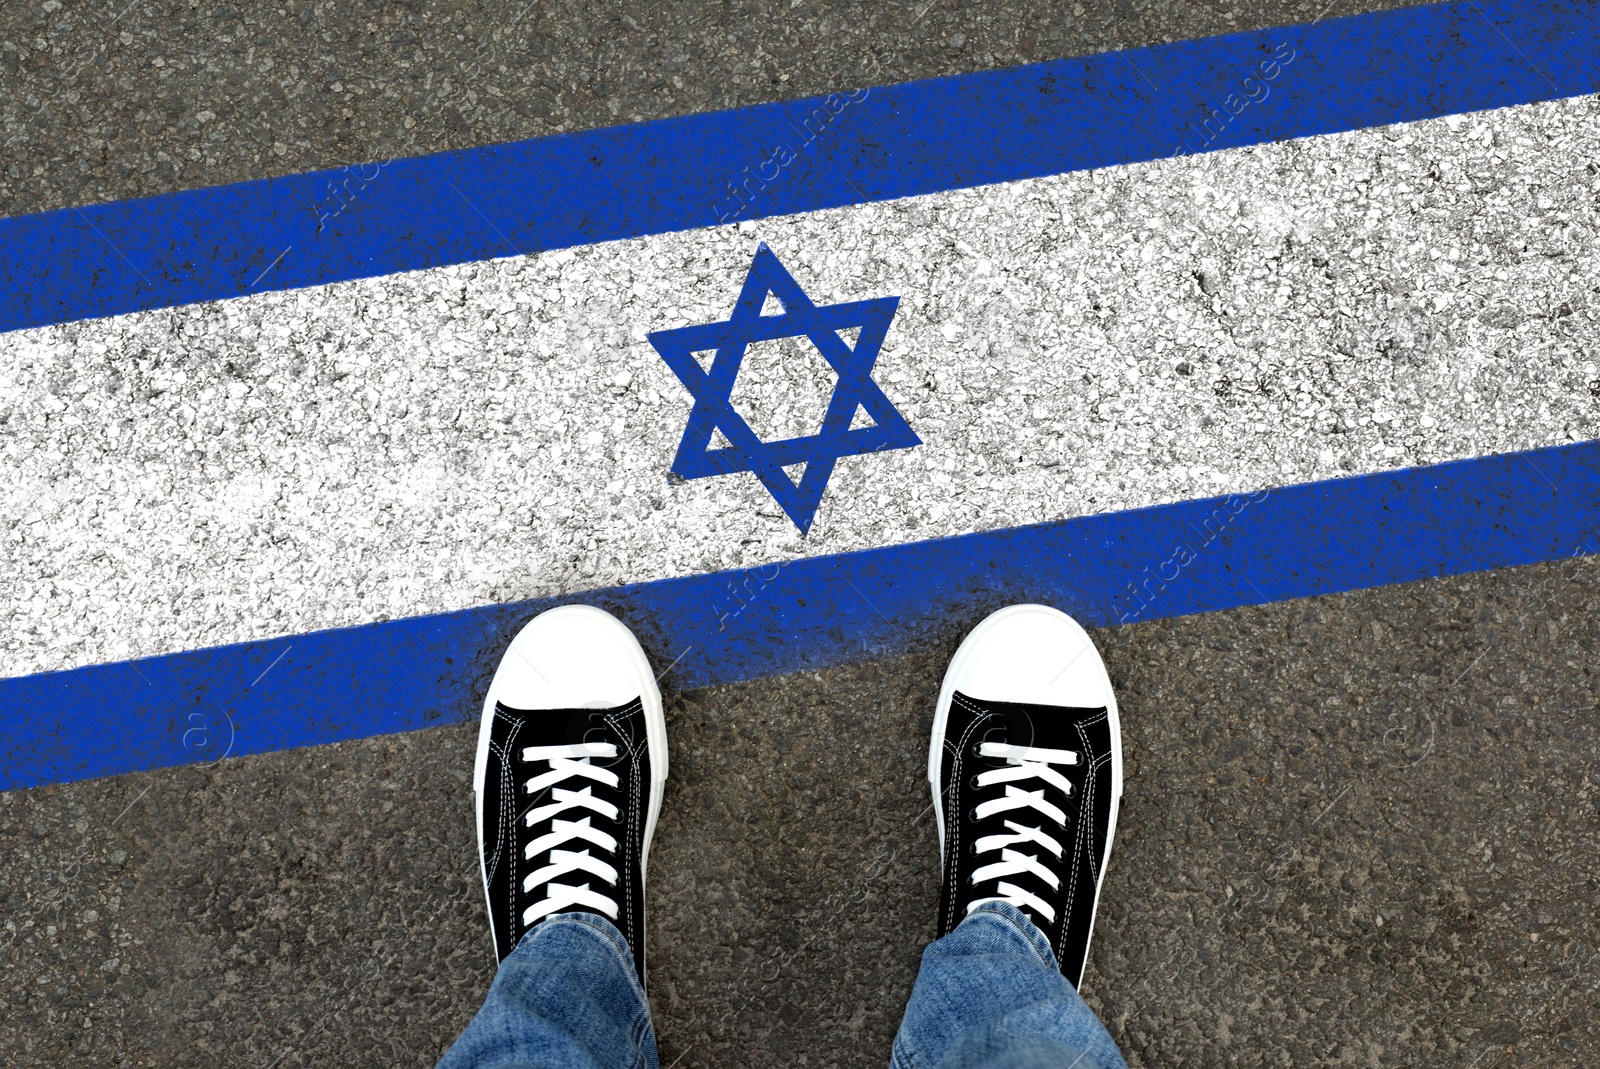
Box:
[4,440,1599,791]
[3,0,1596,333]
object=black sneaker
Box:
[473,605,667,982]
[929,604,1123,988]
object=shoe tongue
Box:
[506,704,632,774]
[562,707,611,745]
[962,692,1103,760]
[972,699,1037,767]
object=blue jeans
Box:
[438,901,1126,1069]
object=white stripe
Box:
[3,95,1596,677]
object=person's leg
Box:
[439,605,669,1069]
[438,912,657,1069]
[890,901,1124,1069]
[897,604,1129,1069]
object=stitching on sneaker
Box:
[1060,709,1108,965]
[603,701,644,960]
[493,708,525,953]
[1079,708,1111,886]
[486,708,525,887]
[943,694,989,934]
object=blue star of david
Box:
[647,244,920,534]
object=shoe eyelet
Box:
[966,807,981,824]
[969,775,983,790]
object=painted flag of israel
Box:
[2,0,1598,791]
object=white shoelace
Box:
[965,741,1079,924]
[520,742,622,927]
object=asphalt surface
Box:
[5,0,1598,1067]
[4,561,1599,1068]
[1,0,1435,219]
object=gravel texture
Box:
[0,0,1440,221]
[5,93,1597,677]
[3,562,1597,1068]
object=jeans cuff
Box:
[512,909,628,956]
[959,900,1060,971]
[511,911,648,1006]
